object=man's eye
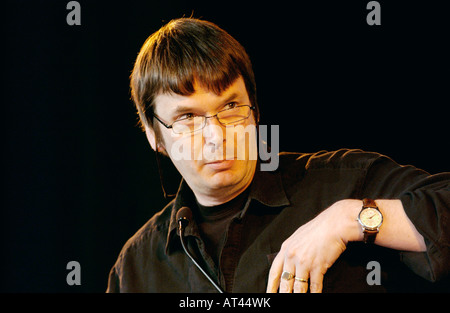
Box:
[225,102,238,109]
[178,113,196,120]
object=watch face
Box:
[359,208,383,229]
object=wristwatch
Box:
[357,198,383,244]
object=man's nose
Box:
[203,116,225,145]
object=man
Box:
[106,18,449,292]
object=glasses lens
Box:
[172,116,205,134]
[171,106,252,135]
[217,106,251,125]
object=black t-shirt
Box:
[194,188,250,268]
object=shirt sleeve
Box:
[361,154,450,282]
[106,266,120,293]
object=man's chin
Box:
[200,167,245,191]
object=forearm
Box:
[341,199,426,252]
[268,197,433,293]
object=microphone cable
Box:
[177,207,225,293]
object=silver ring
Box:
[281,271,294,281]
[295,277,308,283]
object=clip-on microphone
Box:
[176,206,225,293]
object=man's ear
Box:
[144,126,158,151]
[145,126,168,155]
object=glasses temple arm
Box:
[152,113,173,129]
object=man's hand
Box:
[266,200,363,293]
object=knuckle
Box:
[322,262,331,272]
[280,240,291,252]
[297,257,308,267]
[279,281,292,293]
[310,282,321,292]
[312,260,330,274]
[293,281,308,293]
[268,270,278,282]
[284,248,297,260]
[318,262,331,274]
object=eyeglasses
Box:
[152,105,255,135]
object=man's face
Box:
[150,77,257,205]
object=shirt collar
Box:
[165,163,290,254]
[247,165,291,208]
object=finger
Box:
[266,253,284,293]
[279,258,295,293]
[279,268,295,293]
[309,269,324,293]
[293,271,309,293]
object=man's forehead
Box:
[153,77,247,116]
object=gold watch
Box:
[357,198,383,244]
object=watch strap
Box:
[363,198,377,208]
[363,229,378,244]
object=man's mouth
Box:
[204,159,235,170]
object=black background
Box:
[2,0,448,292]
